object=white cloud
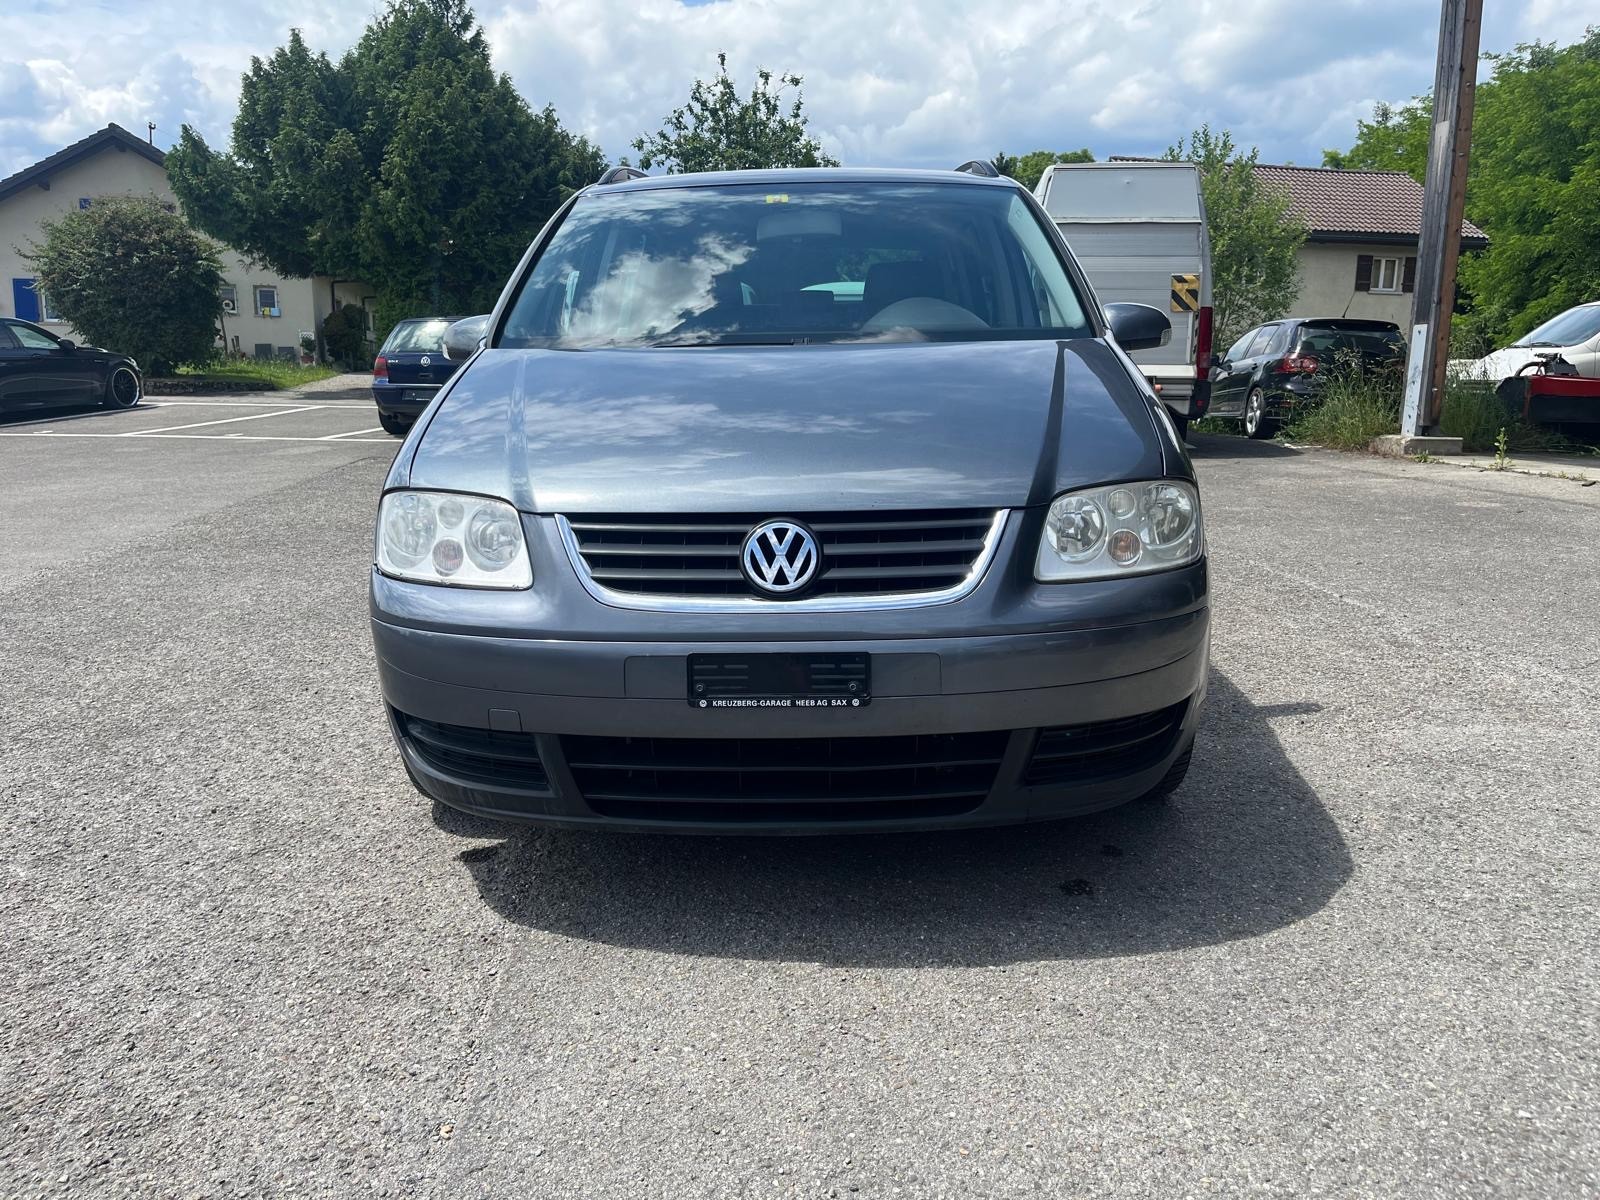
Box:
[1,0,1594,179]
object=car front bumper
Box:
[370,529,1210,833]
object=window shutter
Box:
[1354,255,1373,293]
[1402,256,1417,293]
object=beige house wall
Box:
[0,145,362,358]
[1286,240,1417,326]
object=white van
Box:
[1035,162,1213,435]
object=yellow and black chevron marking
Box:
[1170,274,1200,313]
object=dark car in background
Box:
[0,318,140,415]
[1210,317,1405,438]
[370,165,1209,835]
[371,316,465,435]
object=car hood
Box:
[403,339,1170,513]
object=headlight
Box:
[375,490,532,589]
[1035,480,1203,581]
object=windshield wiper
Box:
[1516,340,1561,347]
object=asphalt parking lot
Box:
[2,383,1597,1197]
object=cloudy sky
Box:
[3,0,1594,180]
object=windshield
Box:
[1513,304,1600,348]
[383,319,455,353]
[499,182,1093,349]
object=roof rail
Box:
[953,159,1000,178]
[596,165,648,185]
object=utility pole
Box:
[1401,0,1483,438]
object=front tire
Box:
[1243,387,1276,440]
[104,365,140,409]
[379,411,413,437]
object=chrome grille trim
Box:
[555,510,1009,613]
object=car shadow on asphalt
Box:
[1186,432,1303,458]
[444,671,1350,966]
[0,403,142,428]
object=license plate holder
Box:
[688,652,871,710]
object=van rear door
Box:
[1036,163,1212,419]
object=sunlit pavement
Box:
[2,420,1596,1196]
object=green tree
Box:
[1323,29,1600,341]
[166,30,349,280]
[1320,101,1430,176]
[320,304,370,367]
[1165,126,1306,346]
[994,148,1095,191]
[167,0,605,318]
[26,195,223,374]
[632,53,838,172]
[1454,32,1600,339]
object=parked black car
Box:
[371,316,465,435]
[0,318,140,414]
[1209,318,1406,438]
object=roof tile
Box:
[1253,163,1487,244]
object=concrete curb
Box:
[1371,433,1464,457]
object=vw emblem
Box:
[419,355,431,366]
[741,520,820,595]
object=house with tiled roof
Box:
[0,123,371,359]
[1255,164,1488,327]
[1110,156,1489,327]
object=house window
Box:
[254,285,279,317]
[39,289,62,323]
[1371,256,1404,294]
[219,285,238,316]
[78,198,93,210]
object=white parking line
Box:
[0,431,391,444]
[319,426,386,440]
[122,405,319,435]
[145,399,374,409]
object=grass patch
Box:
[1282,371,1400,450]
[1191,416,1239,436]
[169,360,344,390]
[1436,376,1595,454]
[1280,367,1599,456]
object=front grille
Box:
[1023,701,1189,787]
[563,509,999,600]
[563,731,1008,823]
[398,713,548,791]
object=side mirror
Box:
[443,315,490,362]
[1210,352,1225,369]
[1103,303,1171,353]
[57,339,77,353]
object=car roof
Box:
[1297,318,1401,331]
[584,167,1022,195]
